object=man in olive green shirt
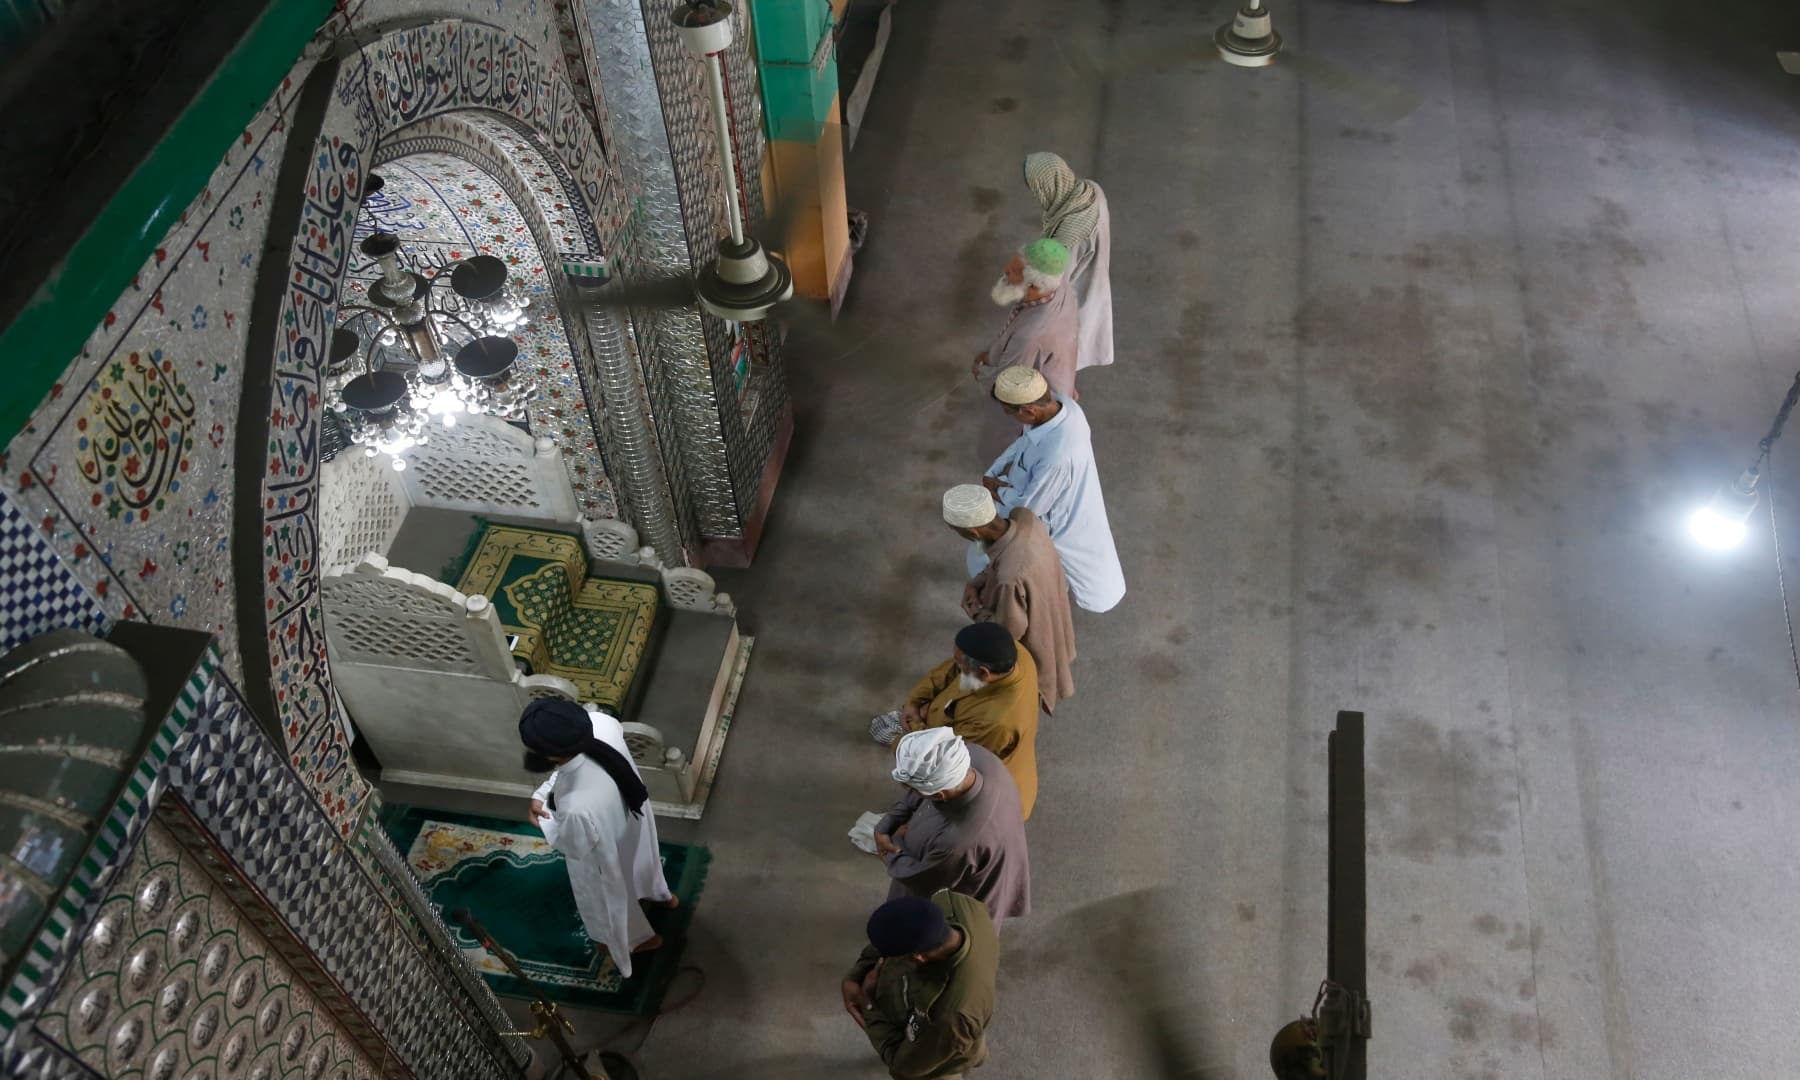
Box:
[840,891,999,1079]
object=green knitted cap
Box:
[1021,237,1070,277]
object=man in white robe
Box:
[982,366,1126,613]
[520,699,674,980]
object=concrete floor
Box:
[591,2,1800,1077]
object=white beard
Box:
[973,540,990,553]
[958,672,987,693]
[990,277,1028,307]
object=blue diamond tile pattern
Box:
[0,486,107,655]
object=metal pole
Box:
[452,909,606,1080]
[701,53,745,247]
[1326,711,1369,1080]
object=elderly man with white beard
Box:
[971,238,1080,462]
[868,623,1040,819]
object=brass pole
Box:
[450,908,605,1080]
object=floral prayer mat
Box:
[381,805,709,1015]
[447,521,661,712]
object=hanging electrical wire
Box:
[1764,454,1800,690]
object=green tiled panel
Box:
[762,55,838,143]
[749,0,830,63]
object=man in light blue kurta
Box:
[979,366,1126,613]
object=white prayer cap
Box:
[891,728,972,795]
[994,365,1049,405]
[942,485,997,529]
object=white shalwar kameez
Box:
[531,708,672,978]
[984,395,1126,613]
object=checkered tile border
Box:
[0,488,106,656]
[0,1025,97,1079]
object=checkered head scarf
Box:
[1024,152,1101,251]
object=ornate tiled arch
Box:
[245,18,651,835]
[372,113,621,519]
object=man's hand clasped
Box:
[841,978,872,1028]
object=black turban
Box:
[867,896,951,957]
[954,621,1017,672]
[519,699,649,819]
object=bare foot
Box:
[631,934,664,954]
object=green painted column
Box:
[748,0,837,143]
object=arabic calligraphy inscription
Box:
[74,350,197,524]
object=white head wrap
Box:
[891,728,972,795]
[994,366,1049,405]
[942,485,997,528]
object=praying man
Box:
[520,699,676,979]
[972,238,1080,463]
[841,893,1000,1080]
[869,622,1041,819]
[986,366,1127,614]
[876,728,1031,929]
[1024,151,1113,371]
[942,483,1077,713]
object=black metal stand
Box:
[1322,711,1371,1080]
[450,909,640,1080]
[1268,711,1371,1080]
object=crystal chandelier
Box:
[328,174,532,469]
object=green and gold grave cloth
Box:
[450,523,660,712]
[380,805,708,1015]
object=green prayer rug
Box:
[381,805,709,1015]
[448,521,662,713]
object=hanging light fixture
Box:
[327,173,534,468]
[1688,471,1760,550]
[1688,371,1800,551]
[1216,0,1282,67]
[671,1,794,322]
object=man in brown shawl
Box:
[873,728,1030,929]
[1024,151,1113,371]
[868,622,1041,819]
[971,238,1080,462]
[941,484,1075,713]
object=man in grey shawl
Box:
[1025,151,1113,371]
[873,728,1031,929]
[972,237,1080,462]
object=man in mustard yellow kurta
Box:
[870,622,1040,819]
